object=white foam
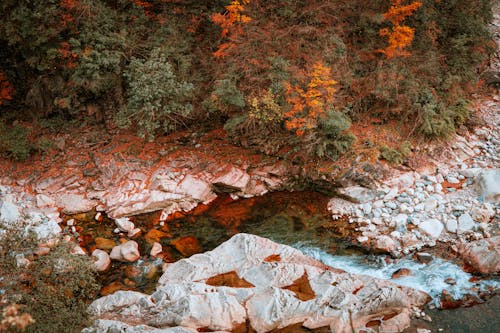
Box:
[295,243,499,306]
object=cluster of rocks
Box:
[329,118,499,273]
[84,234,430,333]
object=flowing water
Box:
[72,191,499,331]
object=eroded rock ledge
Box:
[84,233,429,333]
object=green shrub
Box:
[203,79,245,116]
[0,221,99,333]
[380,141,412,164]
[313,111,356,160]
[115,48,194,140]
[0,121,32,161]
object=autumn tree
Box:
[284,61,337,136]
[211,0,252,58]
[378,0,422,58]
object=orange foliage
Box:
[0,71,14,106]
[378,0,422,58]
[284,62,337,136]
[58,41,79,69]
[211,0,252,58]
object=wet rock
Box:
[150,242,163,257]
[171,236,202,257]
[56,194,96,214]
[144,229,170,245]
[379,309,411,333]
[177,175,215,202]
[92,249,111,272]
[391,268,412,279]
[337,186,376,203]
[457,236,500,274]
[89,234,429,333]
[418,219,444,239]
[474,169,500,204]
[457,213,475,233]
[95,237,116,251]
[416,252,433,264]
[110,241,140,262]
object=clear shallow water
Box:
[296,243,500,307]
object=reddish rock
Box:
[95,237,116,251]
[283,272,316,301]
[144,229,170,245]
[457,236,500,274]
[391,268,412,279]
[206,271,255,288]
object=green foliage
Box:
[204,79,245,116]
[414,90,470,139]
[313,111,356,160]
[0,121,32,161]
[115,48,194,140]
[0,221,99,333]
[380,141,412,164]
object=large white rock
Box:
[474,169,500,204]
[0,200,20,223]
[56,194,96,214]
[177,175,215,203]
[89,234,429,333]
[457,213,475,233]
[337,186,376,204]
[457,236,500,274]
[418,219,444,239]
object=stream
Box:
[68,191,499,332]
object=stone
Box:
[0,200,20,223]
[445,219,458,233]
[150,242,163,257]
[110,241,140,262]
[114,217,135,232]
[474,169,500,204]
[457,213,475,233]
[391,268,412,279]
[423,198,438,212]
[211,166,250,192]
[446,176,460,184]
[92,249,111,272]
[56,194,96,214]
[177,175,215,202]
[374,235,398,253]
[89,234,429,333]
[171,236,203,257]
[418,219,444,239]
[470,204,495,223]
[95,237,116,250]
[393,214,408,227]
[144,229,170,244]
[337,186,376,204]
[457,236,500,274]
[379,310,411,333]
[416,252,433,264]
[399,203,413,214]
[35,194,55,208]
[458,168,482,179]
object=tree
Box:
[378,0,422,58]
[211,0,252,58]
[284,61,337,136]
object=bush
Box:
[115,48,194,140]
[0,121,32,161]
[0,220,100,333]
[313,110,356,160]
[379,141,412,164]
[203,79,245,116]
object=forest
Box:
[0,0,495,162]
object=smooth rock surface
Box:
[457,236,500,274]
[88,234,429,333]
